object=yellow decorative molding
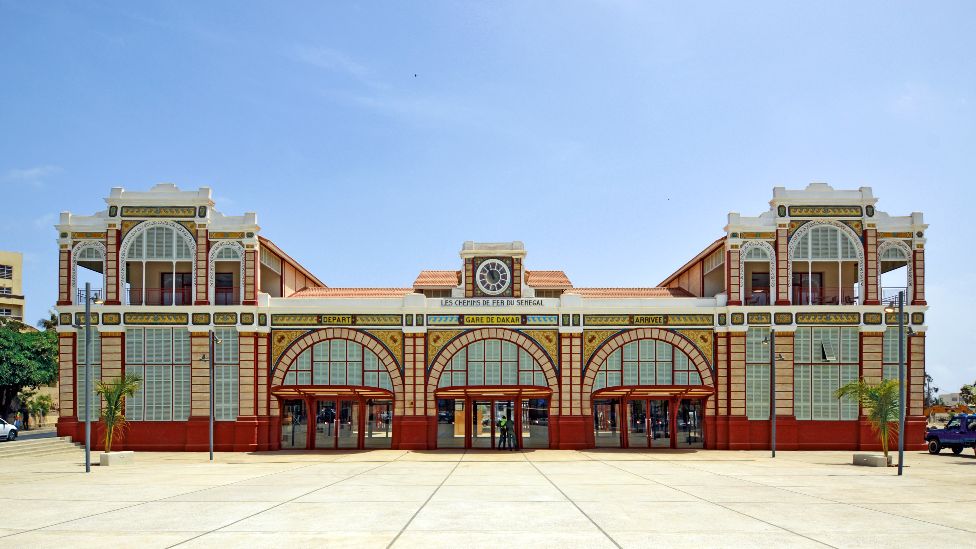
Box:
[583,329,619,366]
[675,329,714,364]
[520,329,559,366]
[788,205,862,217]
[71,232,106,240]
[122,312,188,325]
[426,330,466,366]
[120,206,196,218]
[120,220,142,239]
[271,329,308,365]
[209,232,246,239]
[363,329,404,367]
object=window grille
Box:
[438,339,545,389]
[76,365,101,421]
[744,246,770,260]
[594,339,700,390]
[214,365,238,420]
[0,264,12,279]
[793,225,859,260]
[746,364,770,420]
[124,328,192,421]
[76,247,103,260]
[703,248,724,274]
[793,327,859,421]
[214,328,238,364]
[880,247,908,261]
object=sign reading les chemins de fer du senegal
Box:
[438,298,549,307]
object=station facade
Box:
[54,182,929,451]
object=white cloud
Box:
[4,165,62,187]
[295,46,369,78]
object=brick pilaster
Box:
[190,333,211,417]
[239,332,255,417]
[861,333,883,384]
[727,248,741,305]
[560,333,582,416]
[59,333,75,417]
[58,248,71,305]
[243,249,257,305]
[194,228,208,305]
[864,228,879,305]
[256,333,269,416]
[912,248,926,305]
[774,332,793,416]
[909,333,925,416]
[729,333,745,416]
[105,228,121,304]
[775,227,790,304]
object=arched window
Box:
[593,339,700,390]
[438,339,547,388]
[72,242,106,304]
[283,339,392,390]
[789,224,862,305]
[209,242,244,305]
[878,240,912,304]
[740,241,775,305]
[120,222,196,305]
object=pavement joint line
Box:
[594,456,837,548]
[523,452,624,549]
[385,452,464,548]
[661,456,975,535]
[167,459,397,548]
[0,457,328,541]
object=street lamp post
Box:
[769,329,776,458]
[84,282,92,473]
[202,332,221,462]
[885,290,907,476]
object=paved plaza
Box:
[0,448,973,548]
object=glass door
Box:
[280,399,307,449]
[648,399,671,448]
[437,399,465,448]
[337,400,359,449]
[676,399,704,449]
[365,399,393,448]
[314,400,337,449]
[627,400,648,448]
[593,399,620,447]
[521,398,549,449]
[495,400,516,449]
[471,400,493,448]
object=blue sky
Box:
[1,2,973,393]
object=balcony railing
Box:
[792,287,858,306]
[214,286,241,305]
[745,287,771,306]
[881,286,908,305]
[76,288,103,304]
[127,288,192,306]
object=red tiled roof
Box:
[565,287,695,298]
[288,287,416,298]
[525,270,572,288]
[413,270,461,288]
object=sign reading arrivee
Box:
[438,298,549,307]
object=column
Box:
[861,332,883,384]
[194,228,208,305]
[863,228,879,305]
[57,333,75,420]
[100,332,123,381]
[58,248,71,305]
[243,248,257,305]
[187,332,211,450]
[554,332,586,449]
[912,248,926,305]
[775,227,790,304]
[105,228,121,304]
[399,332,429,449]
[727,248,741,306]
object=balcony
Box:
[75,288,103,304]
[744,287,771,306]
[792,286,858,306]
[881,286,909,305]
[214,286,241,306]
[127,288,192,306]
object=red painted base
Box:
[55,414,928,452]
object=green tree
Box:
[923,373,940,408]
[95,374,141,453]
[836,379,901,459]
[37,310,58,331]
[961,383,976,407]
[0,318,58,417]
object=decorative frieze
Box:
[426,314,558,327]
[271,314,402,327]
[214,312,238,325]
[774,312,793,325]
[120,206,196,218]
[209,232,246,239]
[123,312,189,325]
[102,312,121,325]
[74,312,98,326]
[71,232,106,240]
[240,313,255,325]
[746,312,771,325]
[584,314,713,327]
[788,205,862,217]
[59,313,72,325]
[878,232,913,239]
[738,232,775,239]
[885,312,910,325]
[911,312,924,325]
[271,329,309,365]
[675,329,714,364]
[192,313,211,325]
[731,313,745,325]
[795,312,860,325]
[258,313,267,326]
[863,312,883,325]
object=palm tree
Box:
[37,310,58,331]
[95,374,141,453]
[835,379,900,459]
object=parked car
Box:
[0,418,17,441]
[926,414,976,455]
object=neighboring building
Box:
[53,182,929,451]
[942,393,963,407]
[0,250,24,321]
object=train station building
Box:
[54,182,928,451]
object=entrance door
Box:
[593,399,620,447]
[364,399,393,449]
[337,400,359,449]
[676,399,704,448]
[521,398,549,448]
[437,399,465,448]
[280,399,307,449]
[627,400,648,448]
[314,400,338,448]
[471,401,493,448]
[648,399,671,448]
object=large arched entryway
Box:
[583,329,715,449]
[427,329,560,449]
[270,328,404,450]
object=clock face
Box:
[476,259,511,296]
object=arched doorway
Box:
[427,330,560,449]
[270,328,404,450]
[583,329,715,449]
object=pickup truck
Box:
[926,414,976,455]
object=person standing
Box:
[506,415,518,451]
[497,416,509,450]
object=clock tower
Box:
[460,241,525,298]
